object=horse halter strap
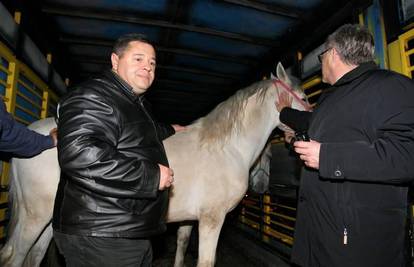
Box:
[273,79,311,111]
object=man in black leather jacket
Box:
[53,33,180,267]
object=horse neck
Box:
[228,93,278,167]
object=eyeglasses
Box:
[318,48,332,63]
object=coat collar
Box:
[102,69,143,102]
[317,62,378,105]
[333,61,378,87]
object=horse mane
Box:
[194,79,273,146]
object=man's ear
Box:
[331,48,340,60]
[111,53,119,71]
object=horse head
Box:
[247,63,309,194]
[272,62,310,132]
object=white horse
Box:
[0,63,308,267]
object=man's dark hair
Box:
[326,24,375,65]
[112,33,154,57]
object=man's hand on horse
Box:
[49,127,58,147]
[172,124,187,133]
[158,164,174,190]
[293,140,321,169]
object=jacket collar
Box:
[333,61,378,87]
[103,69,142,102]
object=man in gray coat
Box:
[277,24,414,266]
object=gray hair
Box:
[112,33,154,58]
[326,24,375,65]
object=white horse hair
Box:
[0,62,307,267]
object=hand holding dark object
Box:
[295,131,310,142]
[294,140,320,169]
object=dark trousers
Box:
[54,231,152,267]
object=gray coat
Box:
[283,62,414,267]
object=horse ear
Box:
[276,62,291,85]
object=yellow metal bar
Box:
[47,53,52,64]
[239,216,260,229]
[301,76,322,91]
[266,202,296,210]
[276,204,296,211]
[0,79,7,87]
[265,210,296,221]
[5,62,18,113]
[297,51,302,61]
[245,196,260,202]
[17,79,43,98]
[270,203,297,211]
[306,89,323,99]
[0,64,10,75]
[16,91,42,109]
[41,90,49,118]
[0,163,10,193]
[244,210,261,219]
[269,219,294,231]
[407,48,414,56]
[263,226,293,245]
[0,40,16,63]
[244,203,261,211]
[0,207,6,221]
[359,12,364,26]
[15,104,40,119]
[14,11,21,24]
[403,22,414,32]
[15,115,30,125]
[398,28,414,78]
[0,191,8,204]
[18,61,48,91]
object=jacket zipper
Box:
[343,227,348,245]
[338,183,348,245]
[138,97,164,150]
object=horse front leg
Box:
[174,224,193,267]
[196,214,225,267]
[23,223,54,267]
[0,213,45,267]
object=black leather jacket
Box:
[53,70,174,238]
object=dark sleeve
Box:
[319,77,414,183]
[0,101,54,157]
[141,97,175,140]
[280,107,312,132]
[156,122,175,140]
[58,92,160,199]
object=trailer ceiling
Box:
[6,0,372,124]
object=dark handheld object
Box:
[295,131,310,142]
